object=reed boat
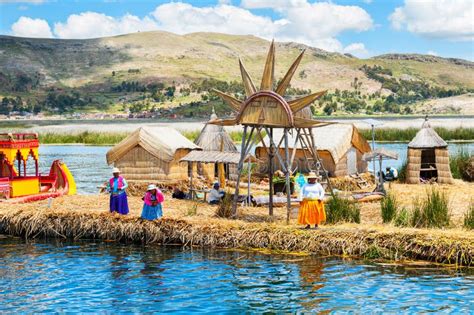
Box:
[0,133,76,202]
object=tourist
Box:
[141,184,164,220]
[172,187,187,199]
[384,166,398,182]
[208,182,225,205]
[298,171,326,229]
[107,167,129,215]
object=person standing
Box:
[141,184,164,220]
[107,167,129,215]
[298,171,326,229]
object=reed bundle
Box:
[0,204,472,266]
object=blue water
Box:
[39,143,473,195]
[0,237,472,313]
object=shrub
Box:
[463,201,474,230]
[381,193,398,223]
[423,188,450,228]
[326,194,360,224]
[410,189,450,228]
[397,160,407,183]
[394,207,410,227]
[215,191,233,218]
[450,149,473,182]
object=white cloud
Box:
[389,0,473,41]
[343,42,369,58]
[8,1,373,55]
[240,0,306,10]
[151,3,281,38]
[362,0,372,4]
[427,50,438,56]
[11,16,53,38]
[53,12,158,39]
[152,1,372,53]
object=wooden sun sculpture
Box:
[211,40,327,128]
[211,41,331,222]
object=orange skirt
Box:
[297,200,326,225]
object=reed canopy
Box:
[106,127,200,182]
[255,124,371,177]
[406,118,453,184]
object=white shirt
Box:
[299,183,325,201]
[208,188,223,202]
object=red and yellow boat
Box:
[0,133,76,202]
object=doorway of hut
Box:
[420,149,438,180]
[214,163,230,179]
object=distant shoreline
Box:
[1,115,474,133]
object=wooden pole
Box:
[247,157,251,207]
[232,125,248,216]
[284,128,291,225]
[189,161,194,200]
[268,128,274,216]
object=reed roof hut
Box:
[406,118,453,184]
[256,124,371,177]
[182,110,240,185]
[106,127,200,182]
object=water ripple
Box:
[0,238,472,313]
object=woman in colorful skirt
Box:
[141,184,164,220]
[298,171,326,229]
[107,167,129,215]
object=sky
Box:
[0,0,472,60]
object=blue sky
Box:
[0,0,472,60]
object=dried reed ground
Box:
[0,181,472,266]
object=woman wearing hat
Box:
[141,184,165,220]
[107,167,129,215]
[298,171,326,229]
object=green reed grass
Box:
[326,194,360,224]
[39,131,128,145]
[397,160,408,183]
[381,193,398,223]
[450,149,472,181]
[411,189,450,228]
[359,127,474,142]
[463,201,474,230]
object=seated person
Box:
[208,182,225,205]
[172,187,187,199]
[384,166,398,181]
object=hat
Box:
[147,184,157,191]
[213,182,220,187]
[307,171,318,179]
[112,167,120,173]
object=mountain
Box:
[1,31,473,91]
[0,31,473,116]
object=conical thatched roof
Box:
[195,110,238,152]
[106,126,200,164]
[408,118,447,149]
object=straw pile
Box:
[0,191,472,266]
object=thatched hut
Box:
[106,127,200,182]
[255,123,371,177]
[406,118,453,184]
[194,111,239,181]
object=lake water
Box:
[39,143,473,194]
[0,237,472,313]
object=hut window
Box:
[420,149,438,180]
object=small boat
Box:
[0,133,76,202]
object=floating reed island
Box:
[0,181,473,266]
